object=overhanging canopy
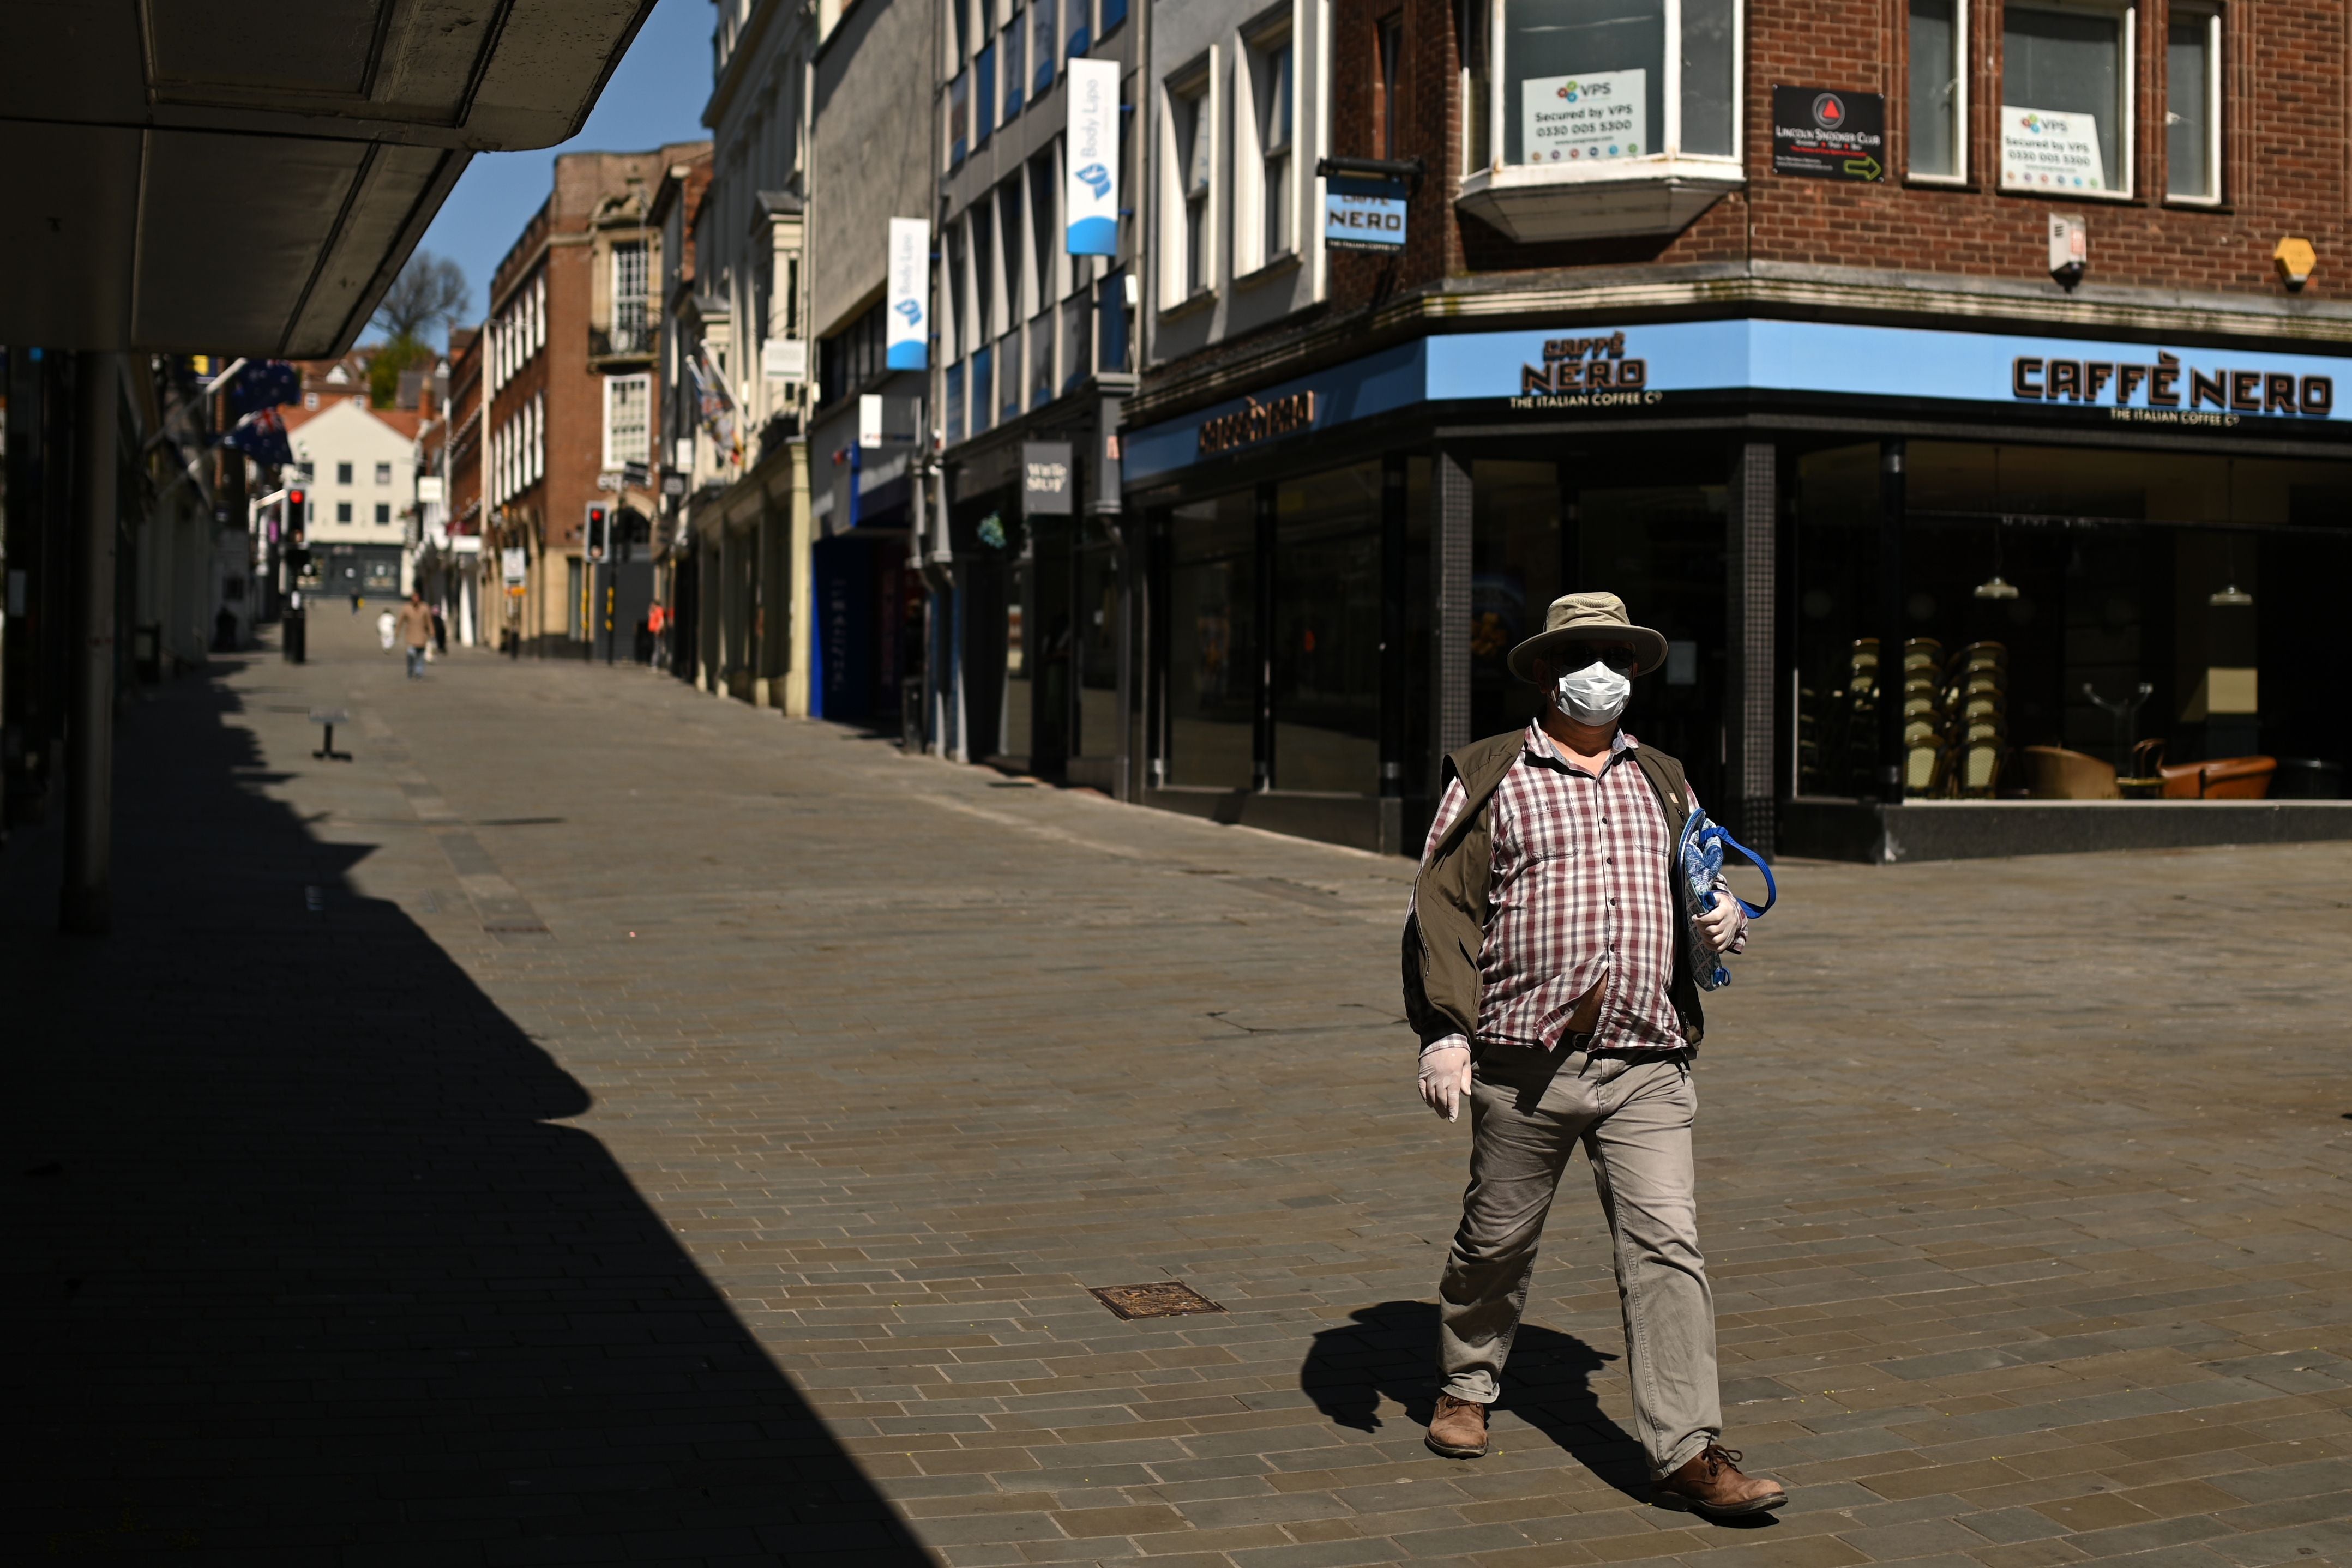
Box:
[0,1,656,356]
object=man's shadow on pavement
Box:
[1302,1304,1783,1527]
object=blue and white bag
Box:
[1675,808,1776,991]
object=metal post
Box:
[1876,439,1907,805]
[1253,481,1276,791]
[1379,453,1407,799]
[62,351,118,935]
[1727,441,1777,852]
[1433,447,1473,773]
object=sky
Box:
[412,0,714,346]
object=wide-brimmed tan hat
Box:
[1506,590,1670,683]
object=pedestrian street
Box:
[7,611,2349,1567]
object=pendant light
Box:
[1975,503,2019,599]
[2209,467,2252,606]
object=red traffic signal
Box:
[584,504,609,562]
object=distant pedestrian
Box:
[376,606,396,653]
[431,603,448,656]
[350,591,362,614]
[1404,591,1783,1520]
[396,590,434,679]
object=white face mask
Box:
[1554,660,1631,726]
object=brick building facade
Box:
[485,142,709,656]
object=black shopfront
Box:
[1116,316,2352,861]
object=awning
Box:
[0,1,655,355]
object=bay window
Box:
[2165,3,2220,202]
[1457,0,1743,240]
[1907,0,1965,180]
[2000,1,2133,196]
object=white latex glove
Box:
[1418,1045,1472,1123]
[1698,897,1745,955]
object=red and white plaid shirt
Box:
[1418,723,1740,1057]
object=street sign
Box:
[1770,86,1885,182]
[1022,441,1074,514]
[1324,176,1407,251]
[622,461,650,487]
[501,547,528,585]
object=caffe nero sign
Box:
[1121,323,2352,483]
[1771,86,1885,182]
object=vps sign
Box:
[886,217,929,371]
[1064,58,1120,256]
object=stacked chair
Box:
[1946,643,2008,797]
[1797,638,2012,799]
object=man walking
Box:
[1402,591,1785,1519]
[396,589,435,680]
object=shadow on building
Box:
[0,659,925,1563]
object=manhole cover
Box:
[1090,1281,1225,1320]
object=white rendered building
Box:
[285,397,423,600]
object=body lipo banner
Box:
[886,218,929,371]
[1065,57,1120,255]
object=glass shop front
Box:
[1121,316,2352,859]
[1795,442,2352,805]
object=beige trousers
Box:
[1436,1046,1721,1477]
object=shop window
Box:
[1239,26,1296,272]
[1572,478,1728,806]
[1163,69,1214,304]
[1073,536,1122,760]
[2000,2,2132,196]
[1274,466,1383,793]
[1004,11,1027,120]
[1165,493,1259,788]
[1793,442,2351,803]
[1470,460,1565,742]
[1907,0,1966,181]
[1033,0,1058,96]
[1374,13,1404,159]
[2165,3,2221,202]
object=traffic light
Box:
[584,504,609,563]
[286,487,306,533]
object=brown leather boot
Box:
[1424,1394,1489,1458]
[1652,1445,1786,1517]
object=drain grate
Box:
[1090,1281,1226,1320]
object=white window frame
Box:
[1905,0,1969,185]
[603,374,651,472]
[375,462,393,486]
[1998,0,2137,202]
[1463,0,1746,192]
[1235,19,1297,277]
[2164,1,2221,204]
[612,242,649,348]
[1160,58,1218,309]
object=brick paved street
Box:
[6,611,2351,1567]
